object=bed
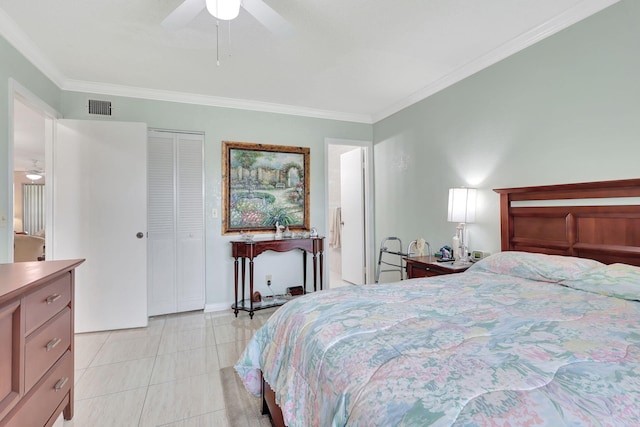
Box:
[235,179,640,426]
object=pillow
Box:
[468,251,603,282]
[560,263,640,301]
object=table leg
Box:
[302,250,307,294]
[319,250,324,291]
[233,257,239,316]
[249,259,255,319]
[241,257,246,309]
[312,252,318,292]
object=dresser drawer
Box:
[25,307,71,392]
[2,350,72,427]
[24,274,71,335]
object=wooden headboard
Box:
[494,179,640,266]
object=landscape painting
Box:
[222,141,310,234]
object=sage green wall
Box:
[0,35,60,261]
[60,92,371,308]
[1,33,371,308]
[372,0,640,281]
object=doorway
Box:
[8,80,58,262]
[325,138,374,288]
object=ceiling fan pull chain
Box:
[216,20,220,66]
[216,19,220,66]
[228,20,232,58]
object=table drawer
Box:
[407,264,440,278]
[25,307,71,392]
[24,274,71,335]
[2,350,72,427]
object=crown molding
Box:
[371,0,620,123]
[2,0,618,125]
[0,8,66,87]
[61,79,373,124]
[0,7,371,124]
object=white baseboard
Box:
[204,302,232,313]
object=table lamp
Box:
[447,188,477,265]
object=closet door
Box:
[176,137,205,312]
[147,135,176,315]
[147,131,204,316]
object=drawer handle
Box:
[54,377,68,391]
[46,337,62,352]
[46,294,62,304]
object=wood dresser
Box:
[0,259,85,427]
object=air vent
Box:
[88,99,112,116]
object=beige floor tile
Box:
[106,317,165,343]
[75,357,155,400]
[90,334,161,367]
[74,331,110,369]
[158,326,216,355]
[54,309,273,427]
[158,410,229,426]
[208,310,239,326]
[74,368,85,385]
[163,310,210,333]
[217,339,251,368]
[139,372,225,427]
[213,322,260,345]
[57,387,147,427]
[150,345,220,385]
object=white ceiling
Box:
[2,0,617,127]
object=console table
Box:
[231,237,324,318]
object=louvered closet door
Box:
[148,134,176,316]
[147,131,204,316]
[176,137,205,312]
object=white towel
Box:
[329,207,342,248]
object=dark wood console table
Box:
[231,237,324,318]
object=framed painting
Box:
[222,141,310,235]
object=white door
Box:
[53,119,148,333]
[340,148,365,284]
[147,131,204,316]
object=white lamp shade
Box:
[26,173,43,181]
[447,188,477,223]
[205,0,241,20]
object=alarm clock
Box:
[471,250,490,262]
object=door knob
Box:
[136,232,144,239]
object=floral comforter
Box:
[235,252,640,426]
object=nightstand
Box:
[405,256,471,279]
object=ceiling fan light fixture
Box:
[26,172,43,181]
[205,0,241,20]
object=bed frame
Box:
[494,178,640,266]
[260,178,640,426]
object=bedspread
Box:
[235,255,640,426]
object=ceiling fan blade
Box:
[162,0,207,30]
[241,0,293,36]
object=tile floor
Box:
[53,307,277,427]
[329,269,356,288]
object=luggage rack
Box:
[375,237,430,283]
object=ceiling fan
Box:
[25,160,44,181]
[162,0,291,35]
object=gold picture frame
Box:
[222,141,310,235]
